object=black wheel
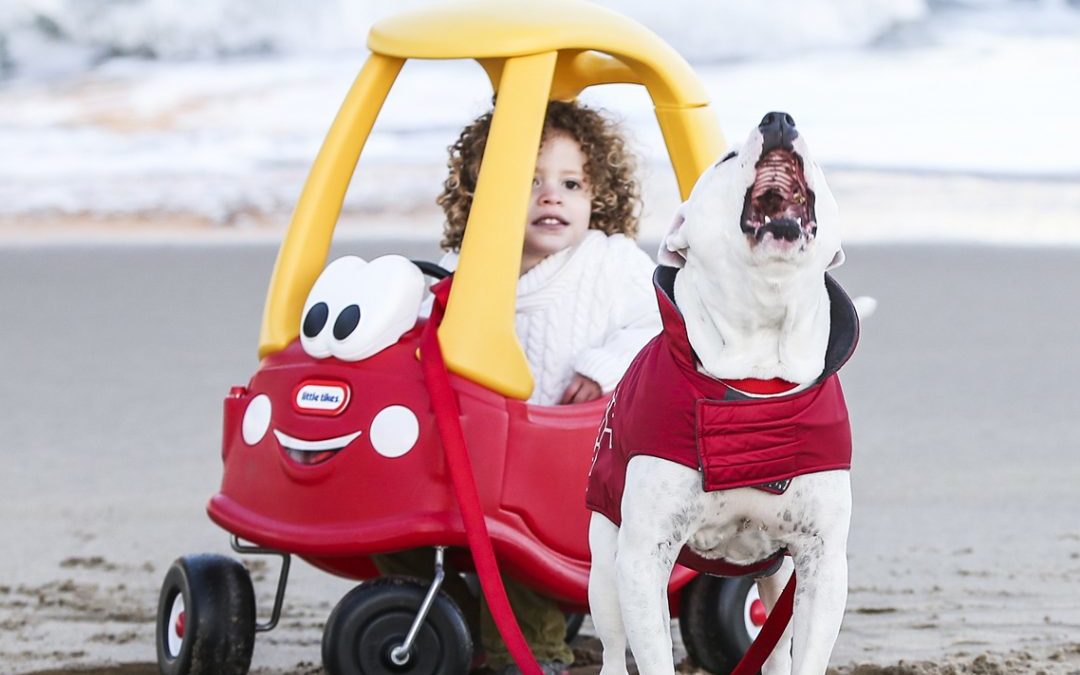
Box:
[322,577,472,675]
[156,554,256,675]
[678,575,765,674]
[564,613,585,642]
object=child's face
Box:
[521,131,593,272]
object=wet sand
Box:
[2,239,1079,674]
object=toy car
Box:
[155,1,771,674]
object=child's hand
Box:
[560,374,602,404]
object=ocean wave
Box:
[0,0,933,78]
[7,0,1079,81]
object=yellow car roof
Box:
[369,0,708,107]
[259,0,725,400]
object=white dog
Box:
[585,112,860,675]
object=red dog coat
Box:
[585,266,859,576]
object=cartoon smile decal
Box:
[273,429,363,466]
[241,393,421,467]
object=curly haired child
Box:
[435,99,661,407]
[378,100,661,675]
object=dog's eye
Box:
[716,151,738,166]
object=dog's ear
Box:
[827,247,845,270]
[658,206,688,268]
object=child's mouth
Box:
[532,216,569,227]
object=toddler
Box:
[435,99,660,406]
[381,100,661,675]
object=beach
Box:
[3,1,1080,671]
[2,209,1079,673]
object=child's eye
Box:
[532,177,541,188]
[563,179,582,190]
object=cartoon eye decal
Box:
[303,302,329,338]
[300,255,425,362]
[333,304,361,340]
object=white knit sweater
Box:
[435,230,661,405]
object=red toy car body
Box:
[211,320,697,608]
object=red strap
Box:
[419,297,542,675]
[729,573,795,675]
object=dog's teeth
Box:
[764,216,771,224]
[796,217,802,226]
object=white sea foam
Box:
[1,0,1078,243]
[0,0,926,75]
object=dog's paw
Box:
[853,295,878,320]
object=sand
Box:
[2,175,1080,674]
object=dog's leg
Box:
[790,543,847,675]
[757,557,794,675]
[588,512,630,675]
[616,457,701,675]
[788,473,851,675]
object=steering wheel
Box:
[411,259,452,280]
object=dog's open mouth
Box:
[740,149,816,245]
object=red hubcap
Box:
[175,611,186,638]
[749,599,767,626]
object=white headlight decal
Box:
[242,395,272,445]
[370,405,419,458]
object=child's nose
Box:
[537,183,562,204]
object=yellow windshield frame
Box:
[257,0,725,399]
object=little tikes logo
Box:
[293,380,350,416]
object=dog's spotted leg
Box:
[616,457,702,675]
[588,512,630,675]
[757,557,794,675]
[790,544,847,675]
[787,472,851,675]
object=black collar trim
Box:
[654,265,859,381]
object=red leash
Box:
[729,572,795,675]
[419,294,542,675]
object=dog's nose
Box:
[759,111,798,152]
